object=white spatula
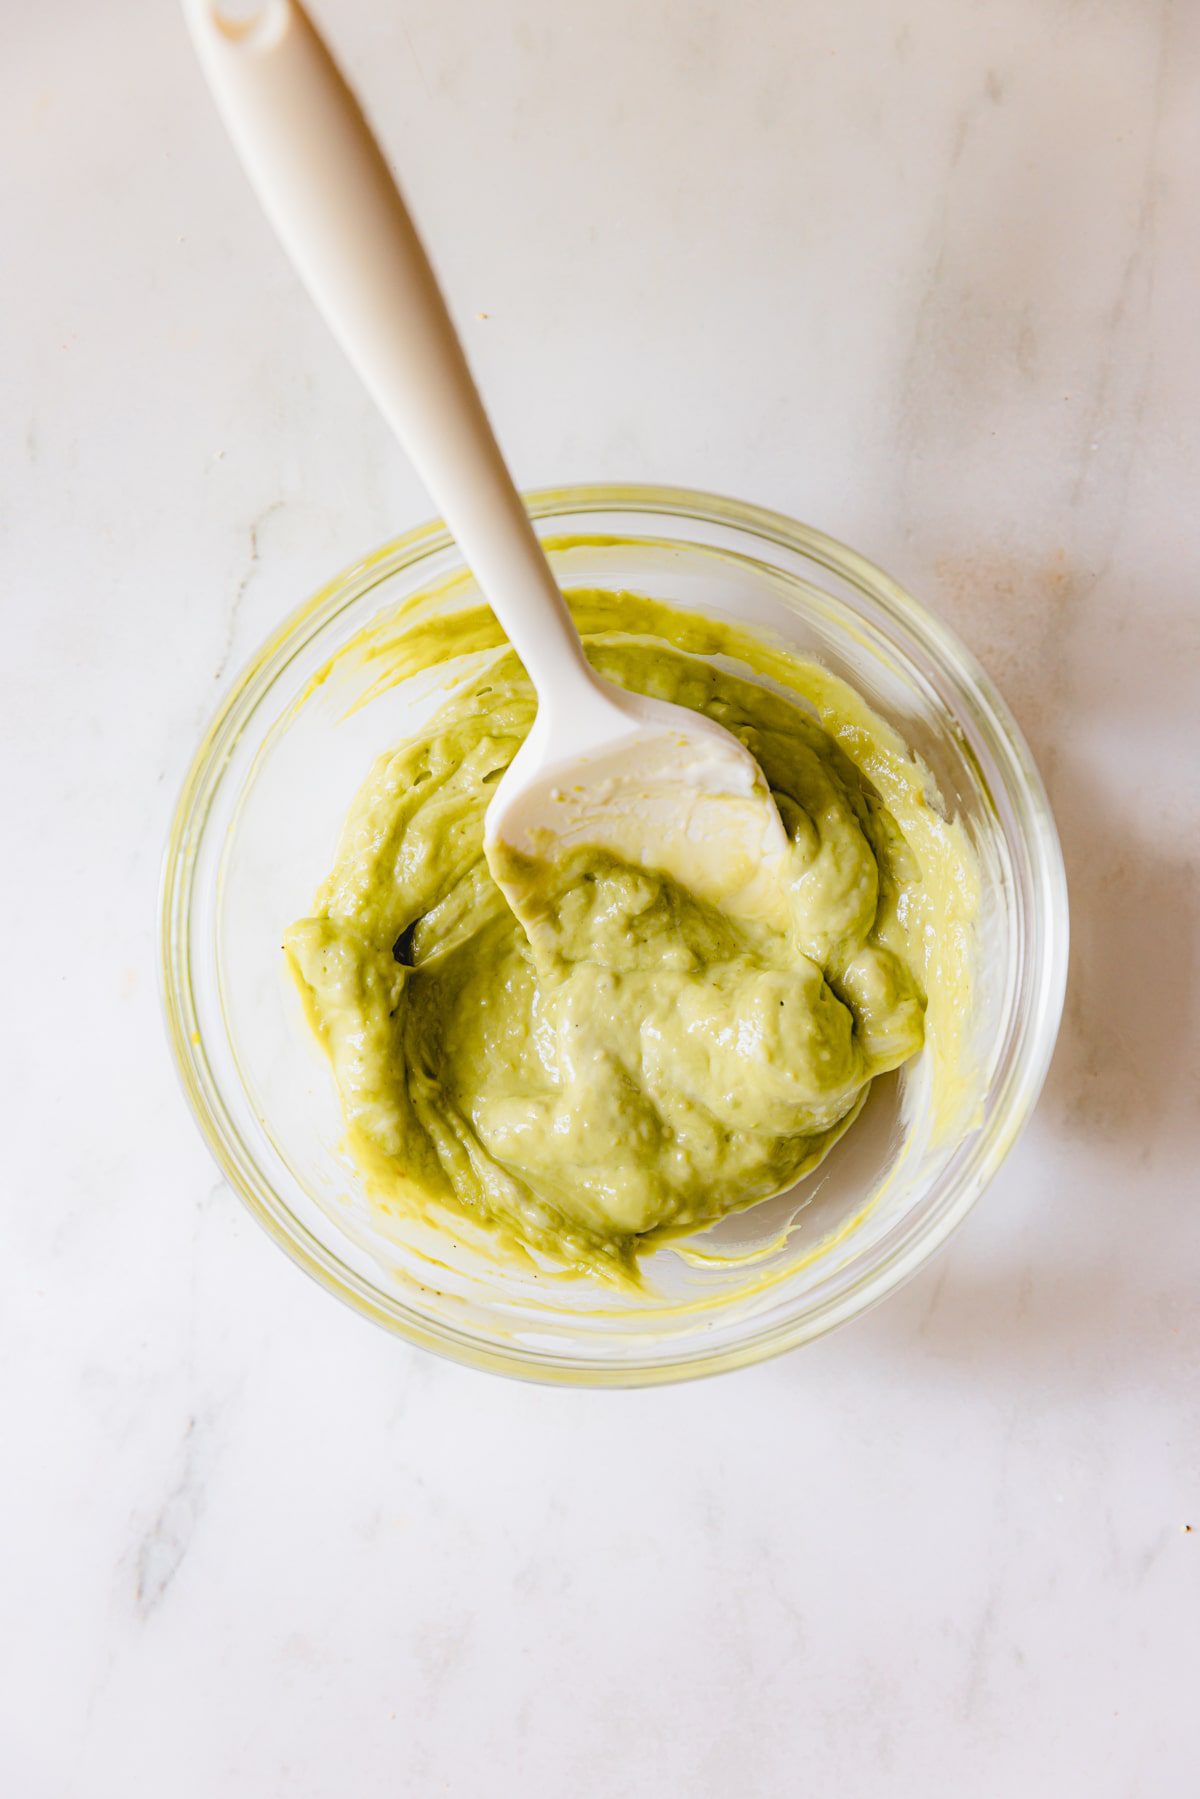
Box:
[184,0,790,927]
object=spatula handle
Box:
[183,0,593,703]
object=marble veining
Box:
[1,1,1197,1794]
[213,498,287,684]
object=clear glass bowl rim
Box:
[159,483,1069,1386]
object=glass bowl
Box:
[160,485,1067,1385]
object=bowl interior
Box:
[165,490,1065,1382]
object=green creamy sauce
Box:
[285,593,951,1284]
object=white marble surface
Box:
[3,0,1198,1791]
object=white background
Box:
[3,1,1198,1793]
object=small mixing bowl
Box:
[160,485,1067,1384]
